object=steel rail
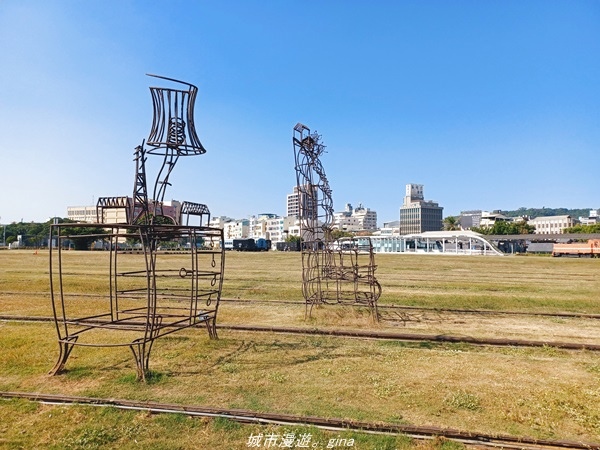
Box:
[218,298,600,320]
[1,391,597,450]
[218,324,600,351]
[2,292,599,320]
[2,315,599,351]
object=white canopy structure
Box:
[358,231,504,256]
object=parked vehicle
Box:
[275,241,301,252]
[232,238,271,251]
[552,239,600,257]
[255,238,271,251]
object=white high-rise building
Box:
[286,184,318,219]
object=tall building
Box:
[286,184,318,219]
[399,184,443,234]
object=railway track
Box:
[2,291,600,320]
[1,314,599,351]
[1,391,598,450]
[221,298,600,320]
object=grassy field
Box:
[1,250,599,449]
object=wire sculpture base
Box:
[49,223,224,381]
[302,237,381,319]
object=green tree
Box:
[443,216,460,231]
[472,221,535,235]
[4,220,52,247]
[503,207,592,219]
[58,218,107,250]
[331,229,355,240]
[564,223,600,234]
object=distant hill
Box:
[502,207,593,219]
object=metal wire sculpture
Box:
[49,75,224,381]
[292,123,381,319]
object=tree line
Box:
[502,207,593,219]
[1,218,102,249]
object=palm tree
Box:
[443,216,460,231]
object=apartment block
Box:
[333,203,378,231]
[286,184,318,219]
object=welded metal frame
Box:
[180,201,211,226]
[49,223,224,380]
[49,75,224,381]
[292,123,380,318]
[96,196,132,224]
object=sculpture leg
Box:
[372,281,382,322]
[130,339,151,381]
[48,336,79,376]
[205,317,218,339]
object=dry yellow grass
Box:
[1,249,599,448]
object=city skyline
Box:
[65,190,600,229]
[6,182,600,227]
[1,1,598,224]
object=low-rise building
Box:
[67,205,98,223]
[352,204,378,231]
[332,203,378,232]
[528,215,576,234]
[479,211,512,228]
[223,219,250,240]
[248,213,296,243]
[70,198,183,224]
[377,220,400,236]
[579,209,599,225]
[458,210,482,230]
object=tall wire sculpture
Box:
[49,75,224,381]
[292,123,381,319]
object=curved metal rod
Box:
[146,73,197,90]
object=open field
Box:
[1,250,599,448]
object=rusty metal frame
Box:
[292,123,380,319]
[49,75,224,381]
[180,201,211,226]
[96,196,132,224]
[49,223,224,380]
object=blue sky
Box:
[0,0,598,225]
